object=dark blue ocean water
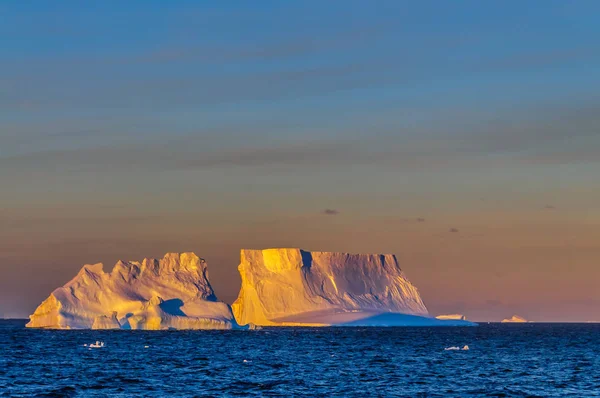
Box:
[1,320,599,397]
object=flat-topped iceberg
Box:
[232,248,476,327]
[27,253,237,330]
[436,314,468,321]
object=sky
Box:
[1,1,600,321]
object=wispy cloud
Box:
[322,209,339,216]
[129,24,385,65]
[3,103,599,175]
[0,140,363,173]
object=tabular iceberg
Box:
[26,253,237,330]
[232,248,475,326]
[436,314,468,321]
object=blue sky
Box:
[1,1,600,320]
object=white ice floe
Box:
[445,345,469,351]
[86,341,105,348]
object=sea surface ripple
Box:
[1,321,599,397]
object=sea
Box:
[1,320,599,397]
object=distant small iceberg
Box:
[501,315,528,323]
[436,314,467,321]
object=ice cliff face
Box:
[27,253,236,330]
[231,248,450,326]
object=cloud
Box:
[0,213,161,229]
[417,217,426,222]
[544,205,556,210]
[0,48,395,111]
[322,209,339,216]
[3,90,600,177]
[0,141,351,172]
[130,24,384,65]
[449,228,459,233]
[459,101,600,161]
[483,46,600,74]
[0,137,478,174]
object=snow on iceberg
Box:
[27,253,237,330]
[232,248,477,327]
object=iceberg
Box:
[232,248,476,327]
[26,253,237,330]
[445,345,469,351]
[436,314,467,321]
[501,315,528,323]
[27,248,477,329]
[84,341,105,348]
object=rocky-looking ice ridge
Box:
[27,253,236,330]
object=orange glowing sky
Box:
[1,2,600,321]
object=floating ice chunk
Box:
[243,359,252,363]
[144,345,150,349]
[445,345,469,351]
[88,341,105,348]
